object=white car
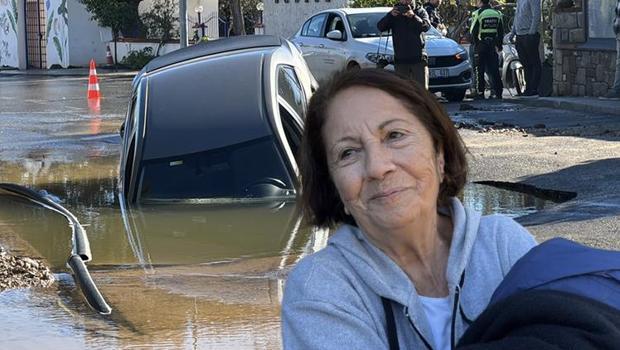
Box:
[290,7,473,102]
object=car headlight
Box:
[455,49,468,62]
[366,53,394,65]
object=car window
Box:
[301,19,311,36]
[138,136,295,201]
[347,13,442,38]
[325,14,346,39]
[279,104,302,161]
[277,66,305,118]
[304,14,327,37]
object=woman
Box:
[281,69,537,350]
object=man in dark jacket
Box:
[601,0,620,100]
[377,0,431,88]
[424,0,447,35]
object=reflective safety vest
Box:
[469,9,481,33]
[476,8,503,40]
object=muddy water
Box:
[0,75,556,349]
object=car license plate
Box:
[430,69,449,78]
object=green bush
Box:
[121,47,155,69]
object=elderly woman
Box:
[281,69,537,350]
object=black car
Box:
[120,36,316,204]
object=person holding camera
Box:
[470,0,504,99]
[377,0,431,89]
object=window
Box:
[325,15,346,39]
[139,136,294,201]
[588,0,616,38]
[279,105,302,161]
[301,19,311,36]
[277,66,305,118]
[304,14,327,37]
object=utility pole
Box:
[180,0,188,48]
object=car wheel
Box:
[444,89,466,102]
[347,62,360,71]
[512,67,526,96]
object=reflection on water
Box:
[0,151,554,349]
[461,183,552,218]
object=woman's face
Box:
[322,86,445,233]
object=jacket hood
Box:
[327,197,481,305]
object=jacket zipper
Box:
[404,306,434,350]
[451,284,461,350]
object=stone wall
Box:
[552,0,617,96]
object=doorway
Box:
[25,0,46,69]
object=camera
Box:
[395,4,411,14]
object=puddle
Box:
[461,182,559,218]
[0,135,563,349]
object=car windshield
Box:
[348,13,442,38]
[138,135,295,202]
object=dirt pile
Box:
[0,246,54,291]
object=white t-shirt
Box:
[418,295,452,350]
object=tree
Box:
[141,0,179,55]
[229,0,246,36]
[79,0,144,65]
[219,0,261,35]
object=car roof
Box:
[316,7,392,15]
[142,35,283,73]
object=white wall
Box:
[110,41,181,63]
[67,0,107,67]
[46,0,70,68]
[0,0,20,68]
[263,0,348,38]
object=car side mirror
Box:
[326,30,343,41]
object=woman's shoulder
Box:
[478,214,536,244]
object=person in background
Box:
[424,0,448,35]
[471,0,504,99]
[281,69,536,349]
[377,0,431,88]
[509,0,542,98]
[600,0,620,100]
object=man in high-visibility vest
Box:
[470,0,504,99]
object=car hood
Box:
[356,36,464,57]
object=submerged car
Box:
[290,7,473,101]
[120,36,316,204]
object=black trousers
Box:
[476,40,503,97]
[515,33,541,94]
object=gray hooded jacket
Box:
[282,198,537,349]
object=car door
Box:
[319,13,349,79]
[292,13,329,82]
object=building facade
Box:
[263,0,348,39]
[0,0,218,70]
[552,0,618,96]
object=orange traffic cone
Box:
[87,59,101,99]
[105,45,114,66]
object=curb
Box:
[507,97,620,117]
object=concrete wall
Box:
[552,0,617,96]
[263,0,348,39]
[67,0,107,67]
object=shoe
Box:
[489,94,503,100]
[473,94,485,100]
[599,91,620,100]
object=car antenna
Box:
[0,183,112,315]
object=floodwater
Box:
[0,76,557,349]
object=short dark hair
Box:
[481,0,490,4]
[299,69,468,228]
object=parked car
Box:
[119,36,316,204]
[290,7,473,101]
